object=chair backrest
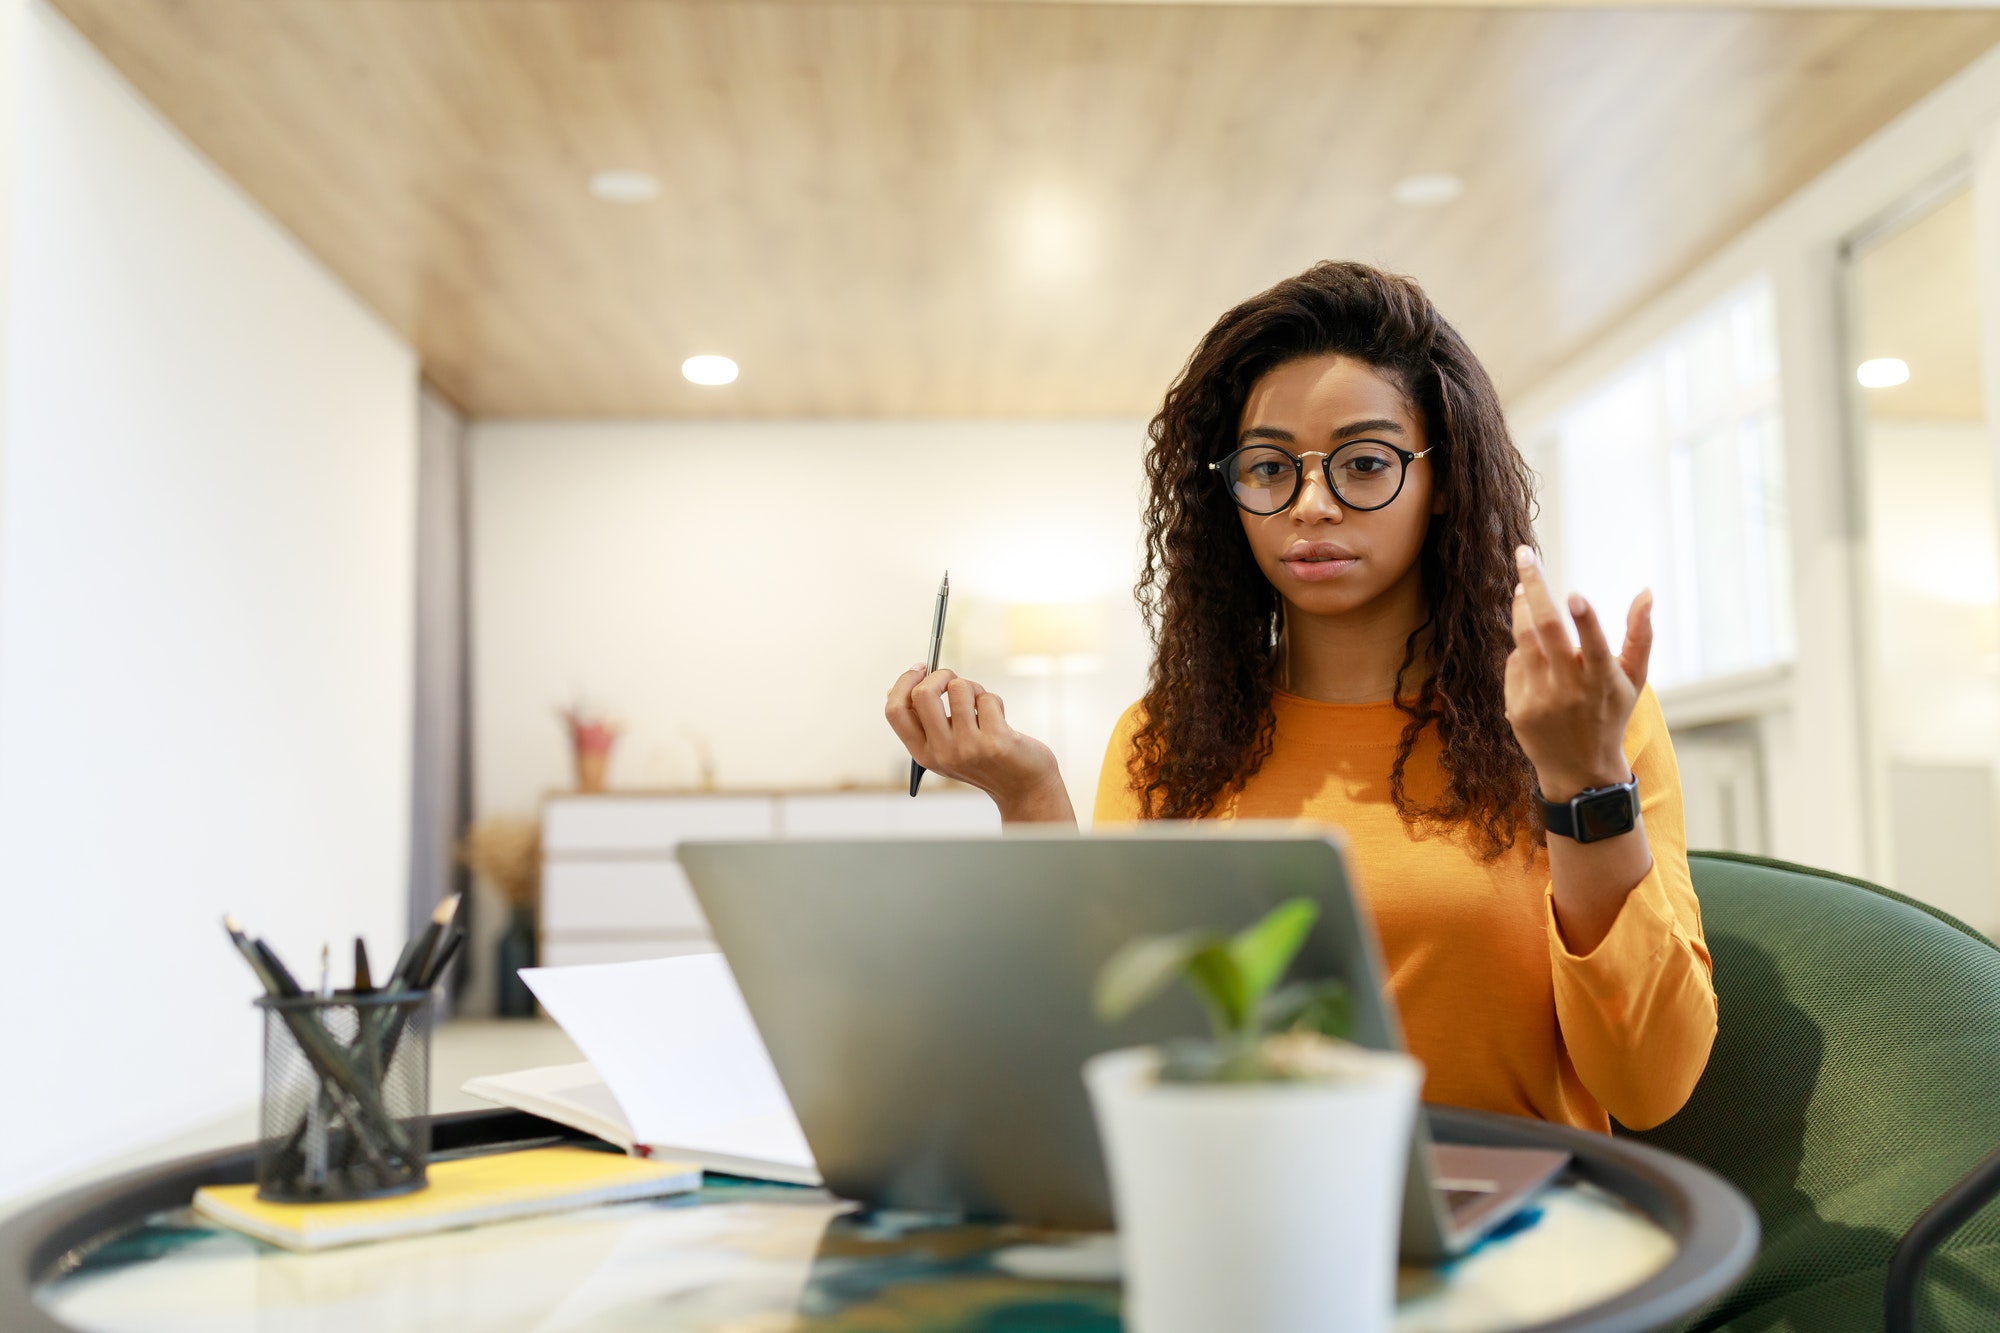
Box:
[1629,852,2000,1332]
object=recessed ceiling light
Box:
[588,169,661,203]
[1857,358,1910,388]
[1013,187,1095,281]
[1391,173,1463,208]
[681,355,739,386]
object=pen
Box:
[393,894,462,992]
[308,944,334,1184]
[223,916,282,995]
[386,936,423,993]
[255,938,303,996]
[419,926,466,990]
[221,918,413,1169]
[354,937,373,993]
[910,571,949,798]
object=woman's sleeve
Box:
[1544,684,1718,1131]
[1090,702,1149,826]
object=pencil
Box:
[909,570,949,797]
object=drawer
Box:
[538,936,719,969]
[541,859,711,934]
[778,790,999,837]
[542,795,776,854]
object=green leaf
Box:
[1227,898,1319,1016]
[1094,930,1217,1023]
[1094,898,1332,1044]
[1260,978,1353,1040]
[1184,941,1251,1036]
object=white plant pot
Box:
[1084,1043,1423,1333]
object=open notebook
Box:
[462,954,821,1186]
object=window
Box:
[1544,278,1793,690]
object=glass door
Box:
[1843,181,2000,932]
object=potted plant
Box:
[1084,898,1422,1333]
[559,703,622,793]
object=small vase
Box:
[496,906,538,1018]
[1084,1044,1422,1333]
[573,747,609,793]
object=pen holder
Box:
[254,991,432,1203]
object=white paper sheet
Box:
[519,955,814,1172]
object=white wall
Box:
[469,420,1152,826]
[0,2,418,1200]
[1513,42,2000,883]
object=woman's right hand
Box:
[884,665,1077,825]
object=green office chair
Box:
[1627,851,2000,1332]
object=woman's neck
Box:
[1279,576,1429,704]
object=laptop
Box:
[678,827,1567,1261]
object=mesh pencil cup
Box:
[254,990,432,1203]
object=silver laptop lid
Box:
[680,828,1467,1256]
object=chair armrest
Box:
[1887,1142,2000,1333]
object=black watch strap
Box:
[1539,777,1641,844]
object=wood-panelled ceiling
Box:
[51,1,2000,417]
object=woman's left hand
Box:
[1504,545,1654,802]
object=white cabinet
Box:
[779,790,1002,837]
[538,788,998,968]
[543,794,777,854]
[541,861,710,935]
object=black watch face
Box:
[1575,789,1638,842]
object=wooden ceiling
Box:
[51,1,2000,418]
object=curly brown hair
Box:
[1129,261,1540,858]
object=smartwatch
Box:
[1539,777,1640,844]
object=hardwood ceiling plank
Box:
[45,0,2000,417]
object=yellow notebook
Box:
[193,1146,702,1252]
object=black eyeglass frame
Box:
[1207,439,1434,516]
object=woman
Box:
[885,262,1715,1133]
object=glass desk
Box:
[5,1108,1758,1333]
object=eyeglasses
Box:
[1208,439,1432,516]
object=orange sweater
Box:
[1092,685,1716,1133]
